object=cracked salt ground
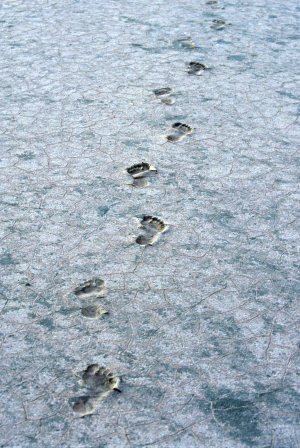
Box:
[0,0,299,447]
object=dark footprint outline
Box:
[167,122,193,142]
[127,162,157,187]
[153,87,175,105]
[73,364,121,416]
[187,61,208,75]
[136,215,168,246]
[74,278,109,319]
[74,278,105,299]
[211,19,228,30]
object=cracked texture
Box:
[0,0,299,447]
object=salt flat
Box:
[0,0,299,446]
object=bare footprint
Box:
[74,278,105,299]
[153,87,173,96]
[81,304,108,318]
[127,162,156,178]
[153,87,175,105]
[187,61,208,75]
[167,122,193,142]
[73,365,121,416]
[211,19,227,30]
[136,215,168,246]
[140,215,168,233]
[127,162,157,187]
[82,364,121,394]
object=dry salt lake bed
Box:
[0,0,299,446]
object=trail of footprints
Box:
[71,17,228,415]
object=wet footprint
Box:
[187,61,208,75]
[211,19,227,30]
[127,162,157,187]
[173,36,195,49]
[74,278,105,299]
[153,87,175,105]
[136,215,168,246]
[167,122,193,142]
[81,304,108,318]
[73,364,121,416]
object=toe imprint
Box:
[172,122,193,134]
[82,364,121,394]
[127,162,156,178]
[74,278,105,299]
[140,215,168,232]
[167,122,193,142]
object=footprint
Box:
[72,396,97,416]
[73,364,121,416]
[153,87,175,105]
[140,215,168,233]
[127,162,157,187]
[127,162,156,178]
[167,122,193,142]
[187,61,208,75]
[136,215,168,246]
[74,278,105,299]
[153,87,173,96]
[173,36,195,49]
[81,304,108,318]
[82,365,121,393]
[211,19,227,30]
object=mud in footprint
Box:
[153,87,175,105]
[74,278,105,299]
[136,215,168,246]
[127,162,157,187]
[73,364,121,416]
[167,122,193,142]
